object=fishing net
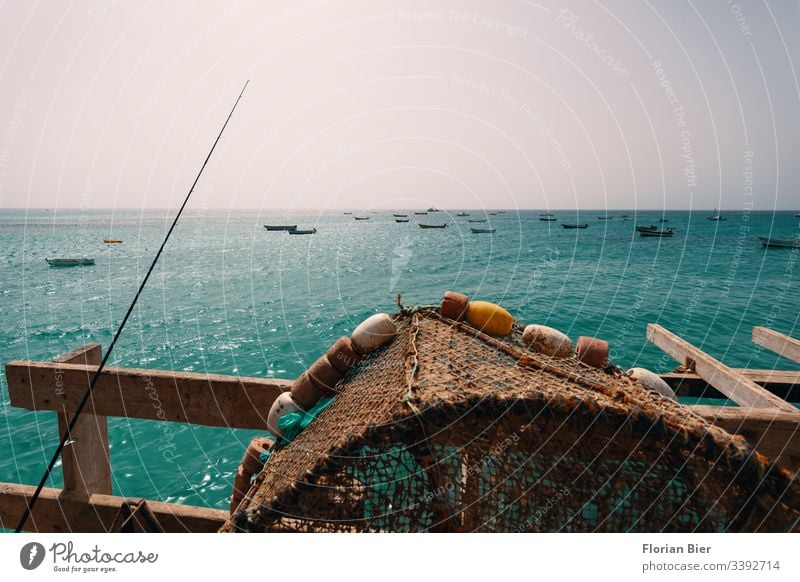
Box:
[222,310,800,533]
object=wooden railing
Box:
[2,344,291,532]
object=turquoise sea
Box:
[1,208,798,512]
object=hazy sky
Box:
[0,1,798,210]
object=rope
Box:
[15,81,249,533]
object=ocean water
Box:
[0,208,798,512]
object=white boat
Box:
[707,208,726,221]
[46,258,95,266]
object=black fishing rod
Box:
[16,80,249,533]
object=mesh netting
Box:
[222,310,800,533]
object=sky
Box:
[0,0,798,211]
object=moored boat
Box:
[456,212,470,217]
[598,216,613,220]
[758,236,800,249]
[539,217,557,222]
[395,219,409,223]
[288,228,317,235]
[264,225,297,231]
[414,212,428,215]
[468,219,487,223]
[354,216,370,220]
[470,227,495,234]
[562,223,588,229]
[639,228,673,237]
[392,214,407,218]
[419,223,447,229]
[46,258,95,266]
[635,225,658,232]
[707,208,725,221]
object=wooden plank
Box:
[53,344,112,496]
[753,326,800,364]
[0,482,226,532]
[691,405,800,472]
[5,361,292,430]
[661,369,800,401]
[647,324,799,414]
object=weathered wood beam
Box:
[661,369,800,401]
[647,324,799,414]
[752,326,800,364]
[5,361,292,430]
[53,344,112,496]
[0,482,227,532]
[691,405,800,472]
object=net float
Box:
[325,336,361,374]
[350,313,397,355]
[465,300,514,336]
[576,336,608,368]
[267,392,303,438]
[307,354,345,396]
[441,290,469,321]
[290,371,326,410]
[627,367,677,401]
[522,324,573,358]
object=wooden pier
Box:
[2,325,799,532]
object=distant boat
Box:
[796,213,800,218]
[288,228,317,235]
[497,211,507,214]
[635,225,658,232]
[758,236,800,249]
[620,214,629,218]
[562,223,588,229]
[707,208,725,221]
[539,213,554,217]
[343,212,353,215]
[539,217,557,222]
[46,258,95,266]
[639,228,673,238]
[264,225,297,231]
[419,223,447,229]
[395,219,409,223]
[489,212,498,216]
[468,219,487,223]
[103,238,123,244]
[598,216,613,220]
[427,207,441,212]
[470,227,495,234]
[456,212,470,217]
[354,216,370,220]
[414,212,428,215]
[393,214,408,218]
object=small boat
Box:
[539,213,554,217]
[395,219,409,223]
[343,212,353,215]
[468,219,487,223]
[470,228,495,234]
[393,214,408,218]
[419,223,448,229]
[707,208,725,221]
[635,225,658,232]
[758,236,800,249]
[539,217,557,222]
[427,207,441,212]
[264,225,297,231]
[598,216,613,220]
[288,228,317,235]
[414,212,428,215]
[639,228,673,238]
[562,223,588,229]
[46,258,95,266]
[456,212,470,217]
[489,212,498,216]
[354,216,370,220]
[103,238,123,244]
[497,211,507,214]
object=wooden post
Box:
[646,324,800,414]
[53,344,112,496]
[752,326,800,364]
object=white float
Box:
[351,313,397,355]
[522,324,573,358]
[267,392,304,438]
[627,367,677,401]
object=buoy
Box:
[627,368,677,401]
[307,355,345,395]
[522,325,573,358]
[290,372,326,410]
[576,336,608,368]
[465,300,514,337]
[326,336,361,374]
[267,392,303,438]
[441,291,469,321]
[351,313,397,355]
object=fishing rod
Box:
[16,80,249,533]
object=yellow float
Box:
[465,300,514,337]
